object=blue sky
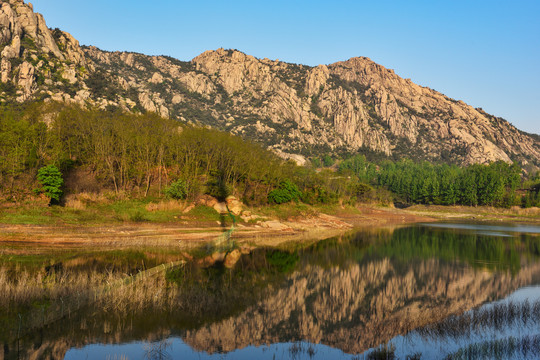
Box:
[31,0,539,134]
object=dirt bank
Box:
[0,206,435,250]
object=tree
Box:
[37,165,63,204]
[165,179,188,200]
[323,154,335,167]
[268,180,301,204]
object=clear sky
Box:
[31,0,539,134]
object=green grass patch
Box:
[256,202,318,220]
[185,205,221,222]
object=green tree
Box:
[268,180,301,204]
[37,165,63,204]
[322,154,335,167]
[165,179,188,200]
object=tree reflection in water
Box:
[1,223,539,359]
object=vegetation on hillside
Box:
[0,102,538,212]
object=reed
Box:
[444,334,540,360]
[415,300,540,340]
[0,266,122,311]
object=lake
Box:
[2,222,540,359]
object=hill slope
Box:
[1,0,538,167]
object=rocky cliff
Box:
[1,0,539,167]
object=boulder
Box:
[213,202,228,214]
[224,249,241,268]
[225,196,243,215]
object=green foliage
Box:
[165,179,188,200]
[354,183,374,197]
[322,154,335,167]
[522,182,540,207]
[37,165,63,203]
[268,180,301,204]
[265,250,299,273]
[0,102,534,210]
[205,170,231,201]
[0,81,17,96]
[338,154,377,182]
[301,185,338,205]
[376,159,522,207]
[21,36,37,51]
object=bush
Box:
[165,179,188,200]
[323,154,334,167]
[37,165,64,204]
[301,185,338,204]
[268,180,301,204]
[355,183,374,197]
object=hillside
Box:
[1,0,539,168]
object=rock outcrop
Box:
[0,0,538,168]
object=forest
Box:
[0,102,538,208]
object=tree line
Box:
[0,103,287,203]
[338,154,539,208]
[0,102,538,208]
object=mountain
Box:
[1,0,539,168]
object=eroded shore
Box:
[0,205,537,251]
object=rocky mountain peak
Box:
[0,3,538,169]
[0,0,87,101]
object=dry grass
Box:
[445,334,540,360]
[99,272,179,314]
[0,261,184,341]
[64,195,86,210]
[145,199,185,212]
[416,300,540,339]
[406,204,540,222]
[0,266,123,310]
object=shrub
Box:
[301,185,338,204]
[323,154,335,167]
[268,180,301,204]
[355,183,374,196]
[165,179,188,200]
[37,165,64,204]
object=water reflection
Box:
[376,287,540,359]
[1,223,540,359]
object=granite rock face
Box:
[0,1,538,168]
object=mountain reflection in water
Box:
[3,223,540,360]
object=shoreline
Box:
[0,204,537,251]
[0,205,433,250]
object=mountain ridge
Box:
[1,0,538,169]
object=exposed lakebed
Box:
[1,222,540,359]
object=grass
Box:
[0,199,186,225]
[407,204,540,223]
[184,205,222,222]
[0,196,231,226]
[416,300,540,340]
[0,245,190,341]
[256,202,319,220]
[445,335,540,360]
[255,202,364,221]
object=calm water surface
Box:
[3,222,540,359]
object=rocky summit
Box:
[1,0,539,167]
